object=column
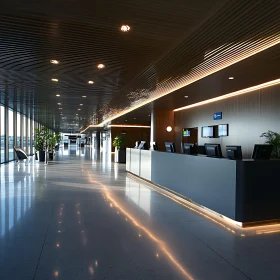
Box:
[150,109,175,151]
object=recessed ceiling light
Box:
[51,78,58,82]
[78,109,81,111]
[88,80,94,84]
[125,120,127,121]
[121,25,131,32]
[58,108,63,110]
[80,104,83,106]
[97,64,105,69]
[56,94,60,97]
[50,59,59,64]
[228,77,234,80]
[76,114,78,116]
[57,103,62,105]
[82,96,87,98]
[184,96,189,98]
[134,118,136,119]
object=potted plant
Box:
[113,135,126,163]
[54,132,61,151]
[260,130,280,158]
[47,133,57,160]
[34,126,49,162]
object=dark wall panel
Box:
[175,84,280,158]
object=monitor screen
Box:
[183,129,191,137]
[201,126,213,138]
[226,146,242,160]
[205,143,223,158]
[165,142,176,153]
[252,144,273,160]
[138,141,148,150]
[218,124,228,137]
[150,142,158,151]
[183,143,196,155]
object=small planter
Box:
[114,149,126,163]
[38,150,45,162]
[49,152,54,160]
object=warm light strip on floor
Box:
[86,172,194,280]
[127,173,280,233]
[174,78,280,112]
[108,124,151,128]
[90,35,280,127]
[127,173,240,234]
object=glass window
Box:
[8,109,14,161]
[23,116,26,150]
[27,118,31,153]
[0,106,5,163]
[17,113,21,146]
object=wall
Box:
[152,109,175,151]
[111,127,150,150]
[175,84,280,158]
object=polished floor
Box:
[1,146,280,280]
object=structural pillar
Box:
[150,109,175,151]
[96,130,101,151]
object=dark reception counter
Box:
[126,148,280,225]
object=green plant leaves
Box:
[260,130,280,158]
[113,135,126,150]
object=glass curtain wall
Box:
[0,105,46,164]
[23,115,26,151]
[8,109,14,161]
[0,106,4,163]
[17,113,21,146]
[27,118,30,154]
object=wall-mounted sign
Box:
[213,112,222,120]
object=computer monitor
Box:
[138,141,148,150]
[218,124,229,137]
[150,142,158,151]
[201,126,214,138]
[252,144,273,160]
[183,129,191,137]
[196,145,206,155]
[226,146,242,160]
[134,141,140,148]
[165,142,176,153]
[205,143,223,158]
[183,143,196,155]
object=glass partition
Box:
[17,113,21,146]
[8,109,14,161]
[23,115,26,151]
[0,106,5,163]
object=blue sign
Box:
[213,112,222,120]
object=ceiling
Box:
[0,0,226,132]
[96,0,280,126]
[113,42,280,125]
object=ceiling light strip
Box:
[95,35,280,126]
[174,78,280,112]
[108,125,151,128]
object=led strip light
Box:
[174,78,280,112]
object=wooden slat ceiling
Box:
[0,0,225,131]
[113,43,280,125]
[96,0,280,127]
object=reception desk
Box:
[126,148,280,224]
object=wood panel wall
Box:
[175,84,280,158]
